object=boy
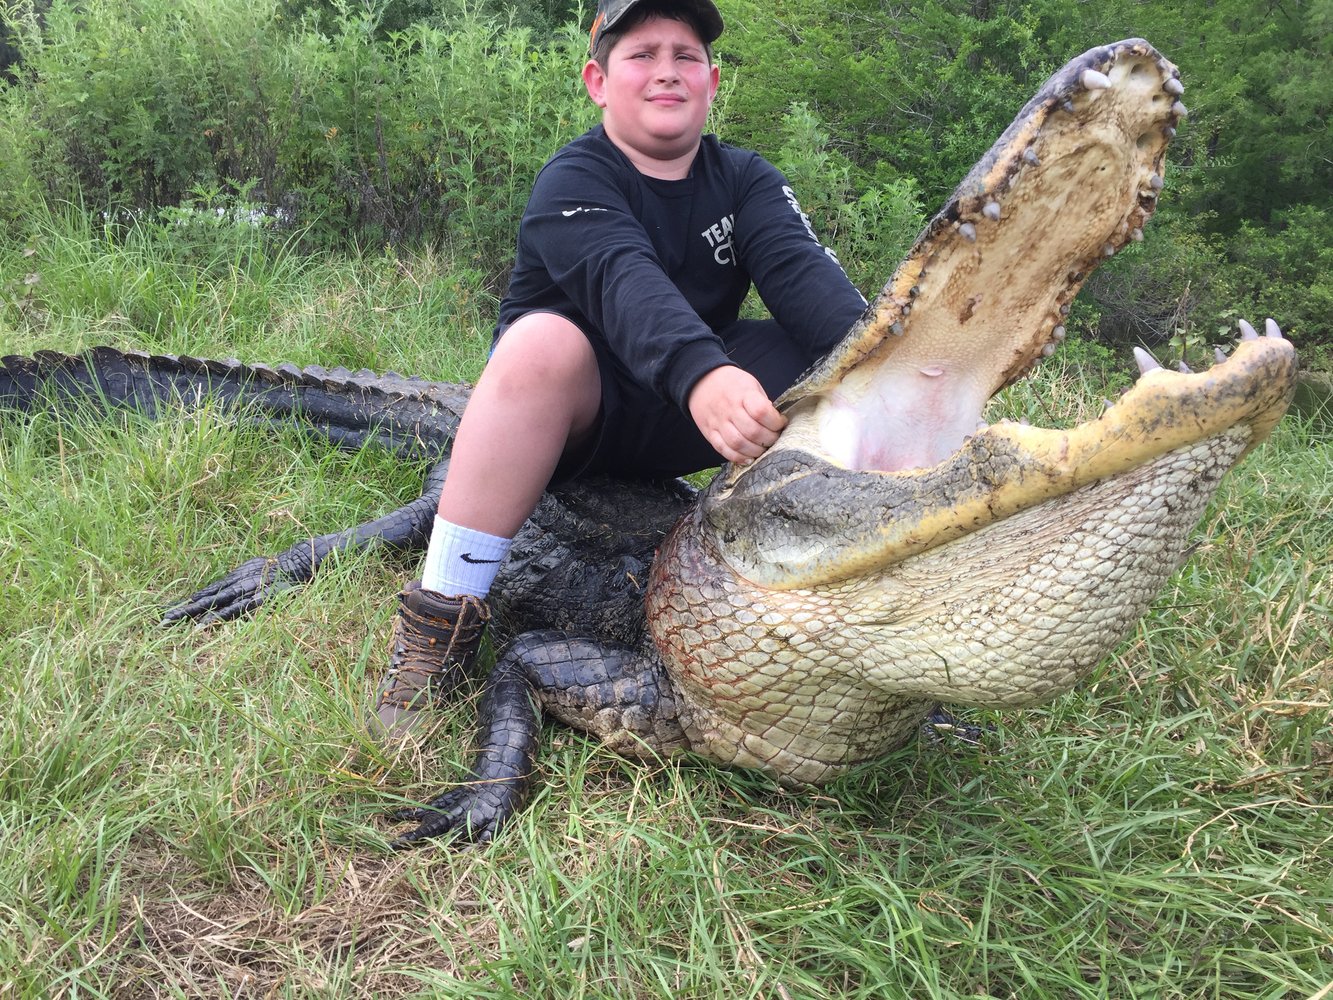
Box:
[371,0,869,736]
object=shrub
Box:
[3,0,596,272]
[1227,204,1333,364]
[18,0,286,211]
[770,103,925,295]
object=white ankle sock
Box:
[421,516,513,597]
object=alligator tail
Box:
[0,346,471,460]
[1,347,473,623]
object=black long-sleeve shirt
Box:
[496,125,867,413]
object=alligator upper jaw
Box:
[762,38,1190,477]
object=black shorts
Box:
[552,318,817,481]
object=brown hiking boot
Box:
[371,582,491,739]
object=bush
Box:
[3,0,596,274]
[279,9,596,270]
[1227,204,1333,365]
[16,0,285,211]
[769,103,925,295]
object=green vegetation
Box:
[1,0,1330,995]
[1,0,1330,353]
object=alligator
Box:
[1,40,1298,846]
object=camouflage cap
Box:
[589,0,725,53]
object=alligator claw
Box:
[162,547,311,625]
[391,784,514,848]
[162,466,446,625]
[389,649,541,848]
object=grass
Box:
[1,212,1330,998]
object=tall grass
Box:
[1,210,1329,997]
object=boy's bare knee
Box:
[490,314,597,386]
[479,315,601,433]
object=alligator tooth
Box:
[901,303,912,315]
[1164,77,1184,96]
[1081,69,1112,90]
[1061,99,1076,114]
[1264,318,1284,339]
[959,222,977,242]
[1130,228,1144,242]
[1133,346,1161,373]
[1215,347,1229,365]
[1149,173,1165,191]
[1103,243,1116,257]
[1023,148,1040,166]
[1060,303,1071,315]
[1102,398,1114,412]
[1163,126,1177,140]
[1172,101,1188,118]
[1042,342,1057,357]
[1239,319,1259,341]
[976,419,989,431]
[890,321,905,336]
[1053,325,1066,341]
[983,201,1001,221]
[1177,361,1192,373]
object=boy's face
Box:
[582,15,720,174]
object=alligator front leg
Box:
[162,460,447,624]
[392,631,687,846]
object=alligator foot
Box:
[391,630,688,846]
[162,461,447,625]
[390,650,540,847]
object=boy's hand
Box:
[687,365,788,464]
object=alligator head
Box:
[646,39,1298,785]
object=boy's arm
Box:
[687,365,787,463]
[732,158,868,356]
[519,156,732,414]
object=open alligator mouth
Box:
[705,39,1298,591]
